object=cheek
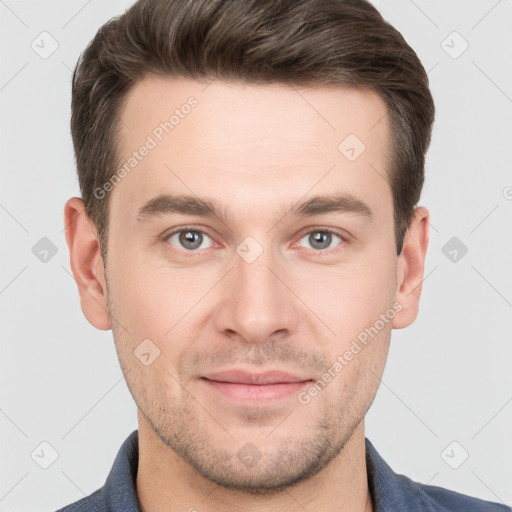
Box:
[107,261,189,397]
[107,250,216,369]
[296,254,397,341]
[106,251,175,342]
[326,313,392,404]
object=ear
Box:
[64,197,111,330]
[392,206,430,329]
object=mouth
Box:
[199,369,313,403]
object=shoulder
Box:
[54,488,107,512]
[364,438,510,512]
[414,480,511,512]
[54,430,140,512]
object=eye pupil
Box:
[309,231,332,250]
[179,230,202,250]
[169,229,339,254]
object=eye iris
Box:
[179,230,202,250]
[174,231,336,251]
[310,231,331,250]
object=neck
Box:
[136,414,372,512]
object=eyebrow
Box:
[135,192,373,224]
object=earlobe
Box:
[392,206,430,330]
[64,197,111,331]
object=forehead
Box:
[111,75,392,223]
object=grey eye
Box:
[167,230,213,251]
[299,231,342,251]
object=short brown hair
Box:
[71,0,435,259]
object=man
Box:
[59,0,510,510]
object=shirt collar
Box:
[364,437,437,512]
[103,430,434,512]
[103,430,140,512]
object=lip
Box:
[199,369,313,404]
[202,369,309,385]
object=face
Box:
[70,76,427,492]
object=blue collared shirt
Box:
[56,430,510,511]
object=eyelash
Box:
[161,226,347,257]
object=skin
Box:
[64,76,429,512]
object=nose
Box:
[213,243,300,344]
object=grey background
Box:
[1,0,511,510]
